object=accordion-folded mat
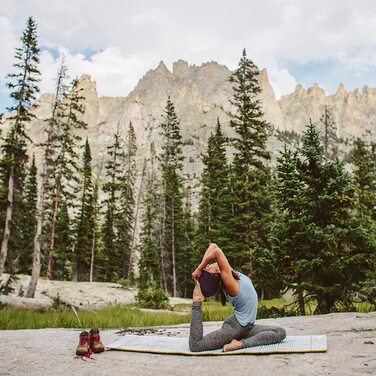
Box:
[107,334,327,356]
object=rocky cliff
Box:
[3,60,376,193]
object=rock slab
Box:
[0,312,375,376]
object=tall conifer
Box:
[47,78,86,279]
[198,119,231,248]
[320,106,338,161]
[272,121,375,313]
[138,143,161,290]
[351,138,376,220]
[159,97,184,296]
[228,49,273,277]
[74,138,94,281]
[177,185,197,297]
[0,17,40,278]
[27,59,68,295]
[101,128,122,281]
[53,200,72,280]
[116,122,137,279]
[17,154,38,274]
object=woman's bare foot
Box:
[193,281,205,302]
[223,339,243,352]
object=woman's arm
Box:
[192,244,240,297]
[192,243,217,280]
[210,245,240,297]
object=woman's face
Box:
[205,262,220,274]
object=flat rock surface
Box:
[0,274,192,310]
[0,274,137,309]
[0,312,375,376]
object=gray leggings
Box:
[189,302,286,352]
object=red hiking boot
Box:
[90,328,104,353]
[76,331,91,356]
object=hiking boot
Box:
[76,331,91,356]
[90,328,104,353]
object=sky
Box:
[2,0,376,113]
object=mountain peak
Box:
[335,83,346,97]
[156,60,170,74]
[307,83,325,96]
[173,60,190,76]
[260,68,269,82]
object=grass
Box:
[0,306,190,330]
[0,299,374,330]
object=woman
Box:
[189,243,286,352]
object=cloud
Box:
[0,16,17,78]
[3,0,376,110]
[38,47,159,97]
[268,67,297,99]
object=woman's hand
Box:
[192,267,203,282]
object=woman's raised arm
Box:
[193,244,239,297]
[210,245,240,297]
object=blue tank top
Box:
[225,272,258,326]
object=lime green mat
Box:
[107,335,327,356]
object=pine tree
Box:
[159,97,184,296]
[53,200,72,280]
[350,139,376,304]
[138,143,161,290]
[47,78,87,279]
[27,59,68,296]
[177,184,197,297]
[228,49,273,278]
[73,138,94,281]
[320,106,338,161]
[271,146,307,313]
[115,122,137,280]
[197,119,231,249]
[351,138,376,220]
[0,17,40,279]
[272,121,375,313]
[89,180,100,282]
[17,154,38,274]
[101,128,123,282]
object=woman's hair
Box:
[219,270,240,306]
[199,270,221,297]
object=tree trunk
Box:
[0,166,14,278]
[26,205,42,298]
[159,191,168,292]
[47,195,60,280]
[89,233,95,283]
[171,201,177,297]
[127,158,146,280]
[298,290,305,316]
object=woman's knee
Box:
[276,327,286,341]
[189,340,203,352]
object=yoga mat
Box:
[107,335,327,356]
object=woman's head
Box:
[199,268,221,297]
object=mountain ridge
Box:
[3,59,375,184]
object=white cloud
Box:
[39,47,158,97]
[3,0,376,107]
[0,16,17,78]
[268,67,297,99]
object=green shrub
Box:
[136,284,170,309]
[0,274,17,296]
[117,278,134,289]
[51,293,66,310]
[18,286,25,297]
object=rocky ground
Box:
[0,312,375,376]
[1,275,375,375]
[0,274,190,310]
